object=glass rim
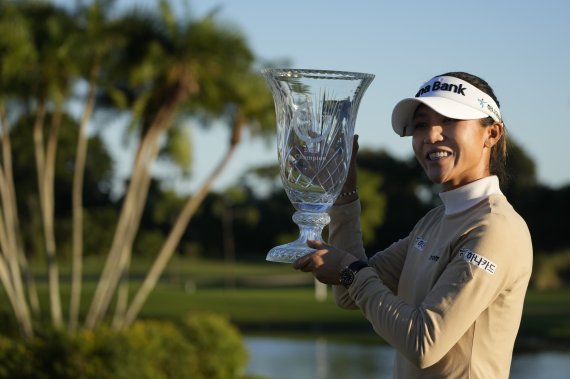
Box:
[261,68,375,80]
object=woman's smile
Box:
[427,150,452,161]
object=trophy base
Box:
[266,211,331,264]
[266,241,316,263]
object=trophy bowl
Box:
[262,68,374,263]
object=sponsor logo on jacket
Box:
[459,247,497,275]
[414,236,427,251]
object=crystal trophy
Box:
[262,69,374,263]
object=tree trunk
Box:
[42,106,64,329]
[119,116,245,329]
[84,128,158,329]
[33,99,64,328]
[86,87,185,329]
[0,108,34,337]
[69,69,98,333]
[0,172,34,338]
[111,245,131,329]
[222,196,236,288]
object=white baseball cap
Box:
[391,75,502,137]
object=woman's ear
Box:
[485,122,504,148]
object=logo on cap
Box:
[416,80,467,98]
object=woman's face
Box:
[411,105,492,191]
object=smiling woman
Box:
[399,73,508,189]
[293,71,533,379]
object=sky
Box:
[59,0,570,192]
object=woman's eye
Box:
[443,117,458,124]
[413,122,428,129]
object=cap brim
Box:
[391,97,490,137]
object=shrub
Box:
[181,312,249,379]
[117,320,198,379]
[0,314,259,379]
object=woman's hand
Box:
[293,240,357,284]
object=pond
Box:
[245,336,570,379]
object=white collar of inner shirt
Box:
[439,176,503,216]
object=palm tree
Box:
[119,68,276,328]
[0,0,276,336]
[85,1,275,329]
[0,2,49,338]
[68,0,122,333]
[24,2,80,330]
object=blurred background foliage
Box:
[0,0,569,376]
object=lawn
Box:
[142,280,570,349]
[2,257,570,349]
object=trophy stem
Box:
[266,211,331,263]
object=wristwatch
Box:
[339,260,369,289]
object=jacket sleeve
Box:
[329,200,409,308]
[368,236,409,294]
[346,213,532,368]
[328,200,366,310]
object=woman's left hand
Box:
[293,240,357,284]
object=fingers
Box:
[294,254,326,273]
[292,254,312,271]
[307,239,325,249]
[292,240,328,272]
[293,242,349,285]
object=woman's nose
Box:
[423,124,444,144]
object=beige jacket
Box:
[331,177,532,378]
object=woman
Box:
[293,72,533,378]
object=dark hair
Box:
[441,71,508,184]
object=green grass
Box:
[144,283,570,345]
[144,286,359,323]
[518,289,570,346]
[3,257,570,348]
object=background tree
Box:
[0,0,275,337]
[67,0,123,333]
[0,0,79,336]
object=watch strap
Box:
[340,260,369,289]
[348,260,369,273]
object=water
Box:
[245,336,570,379]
